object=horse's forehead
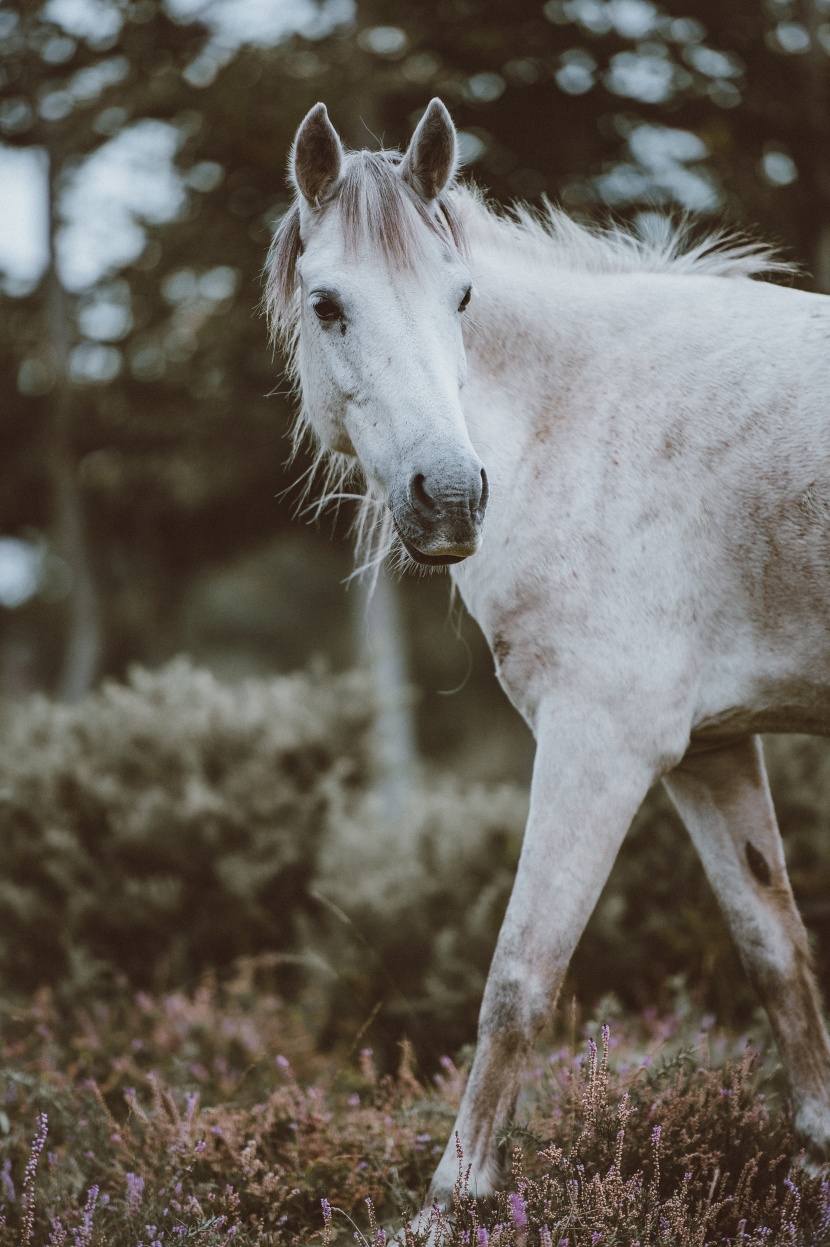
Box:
[300,201,458,283]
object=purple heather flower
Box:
[22,1114,48,1247]
[510,1194,527,1228]
[47,1215,68,1247]
[126,1172,145,1211]
[73,1185,98,1247]
[476,1229,489,1247]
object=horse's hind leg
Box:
[664,735,830,1162]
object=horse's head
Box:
[268,99,488,566]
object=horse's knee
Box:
[479,971,550,1053]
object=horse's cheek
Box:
[298,344,357,456]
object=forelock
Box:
[338,150,464,264]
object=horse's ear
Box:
[400,98,458,201]
[291,103,343,206]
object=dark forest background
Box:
[4,0,830,755]
[4,0,830,1060]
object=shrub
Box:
[312,781,527,1062]
[3,662,830,1068]
[313,740,830,1065]
[0,660,372,995]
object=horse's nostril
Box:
[478,467,489,515]
[410,472,436,514]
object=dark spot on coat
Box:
[493,632,511,664]
[746,840,772,887]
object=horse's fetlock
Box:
[794,1099,830,1170]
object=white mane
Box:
[456,184,794,282]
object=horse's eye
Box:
[458,286,472,313]
[312,297,342,323]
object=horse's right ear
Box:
[291,103,343,206]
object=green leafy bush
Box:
[0,660,372,995]
[313,782,527,1061]
[3,662,830,1069]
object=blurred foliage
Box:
[0,659,373,993]
[2,0,830,727]
[4,662,830,1077]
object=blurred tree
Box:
[0,0,208,695]
[2,0,830,764]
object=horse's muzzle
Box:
[391,462,489,564]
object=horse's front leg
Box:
[428,703,658,1204]
[664,736,830,1163]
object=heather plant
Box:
[0,978,827,1246]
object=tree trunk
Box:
[353,566,417,815]
[801,0,830,292]
[45,151,103,703]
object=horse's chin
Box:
[395,528,469,566]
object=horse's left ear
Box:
[400,98,458,201]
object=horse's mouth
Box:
[394,526,469,566]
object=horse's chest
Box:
[452,545,575,724]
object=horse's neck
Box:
[460,243,601,480]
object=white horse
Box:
[267,98,830,1203]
